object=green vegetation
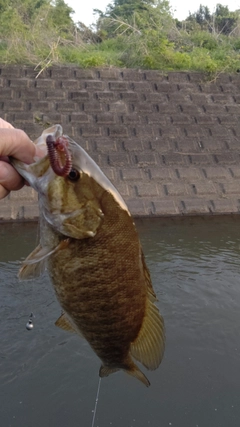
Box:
[0,0,240,74]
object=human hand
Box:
[0,119,41,199]
[0,118,14,129]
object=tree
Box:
[186,3,240,35]
[0,0,75,37]
[98,0,156,20]
[49,0,75,33]
[214,4,239,35]
[94,0,172,39]
[0,0,78,65]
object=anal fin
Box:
[99,365,120,378]
[99,362,150,387]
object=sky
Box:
[65,0,240,26]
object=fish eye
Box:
[67,168,80,181]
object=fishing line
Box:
[25,222,40,331]
[91,377,102,427]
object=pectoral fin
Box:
[18,239,70,280]
[18,244,47,280]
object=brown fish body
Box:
[49,191,147,369]
[11,125,165,386]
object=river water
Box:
[0,217,240,427]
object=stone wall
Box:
[1,65,240,220]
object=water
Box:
[1,217,240,427]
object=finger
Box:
[0,184,10,199]
[0,118,14,129]
[0,161,24,195]
[0,129,37,164]
[0,156,9,162]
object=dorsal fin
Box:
[130,298,165,371]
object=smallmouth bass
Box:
[11,125,165,387]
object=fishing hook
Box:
[46,135,72,177]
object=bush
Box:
[0,0,240,76]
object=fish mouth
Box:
[11,123,130,214]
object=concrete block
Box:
[120,168,143,181]
[136,183,161,197]
[165,183,189,196]
[108,153,130,167]
[177,167,202,179]
[153,199,179,215]
[181,198,210,214]
[211,199,239,213]
[85,81,105,91]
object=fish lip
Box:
[11,156,53,194]
[10,158,38,187]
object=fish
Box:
[11,124,165,387]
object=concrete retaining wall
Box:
[1,65,240,220]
